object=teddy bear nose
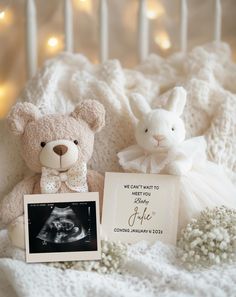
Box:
[153,135,165,141]
[53,145,68,156]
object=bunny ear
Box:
[129,93,151,120]
[165,87,187,116]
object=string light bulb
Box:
[0,85,7,98]
[74,0,92,14]
[0,8,13,25]
[46,36,63,54]
[0,82,16,118]
[155,31,171,50]
[147,0,165,20]
[0,10,5,20]
[47,37,59,48]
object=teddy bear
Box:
[118,87,236,234]
[0,99,105,249]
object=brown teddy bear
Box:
[0,99,105,249]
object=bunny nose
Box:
[153,135,165,141]
[53,145,68,156]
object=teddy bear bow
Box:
[40,162,88,194]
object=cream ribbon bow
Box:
[40,162,88,194]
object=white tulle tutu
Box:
[118,137,236,235]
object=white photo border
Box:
[24,192,101,263]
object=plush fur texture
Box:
[8,102,41,136]
[130,87,190,175]
[131,87,186,153]
[71,100,106,133]
[0,100,105,237]
[0,175,39,226]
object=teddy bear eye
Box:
[74,140,78,145]
[40,142,46,147]
[171,127,175,131]
[145,128,148,133]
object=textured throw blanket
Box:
[1,42,236,201]
[0,42,236,296]
[0,230,236,297]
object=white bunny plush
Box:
[118,87,236,234]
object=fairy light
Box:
[0,8,13,25]
[74,0,92,14]
[46,36,63,54]
[0,82,16,118]
[0,85,6,98]
[147,0,165,20]
[0,11,5,20]
[155,31,171,50]
[47,37,59,48]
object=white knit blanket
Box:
[1,42,236,201]
[1,42,236,296]
[0,229,236,297]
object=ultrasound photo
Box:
[27,200,98,254]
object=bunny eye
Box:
[171,127,175,131]
[74,140,78,145]
[40,142,46,147]
[145,128,148,133]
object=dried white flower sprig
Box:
[48,240,128,274]
[177,206,236,268]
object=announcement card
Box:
[102,172,180,245]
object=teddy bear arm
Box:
[87,170,104,212]
[0,175,38,226]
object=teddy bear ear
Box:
[129,93,151,120]
[165,86,187,116]
[7,102,42,135]
[71,100,105,132]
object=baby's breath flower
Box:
[177,206,236,268]
[48,240,127,274]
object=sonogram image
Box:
[27,201,98,254]
[37,206,87,244]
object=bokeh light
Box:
[47,36,59,48]
[0,82,16,118]
[0,8,13,26]
[147,0,165,20]
[155,30,171,50]
[46,36,63,53]
[74,0,92,14]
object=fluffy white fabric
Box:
[0,42,236,203]
[0,230,236,297]
[1,42,236,296]
[118,136,236,233]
